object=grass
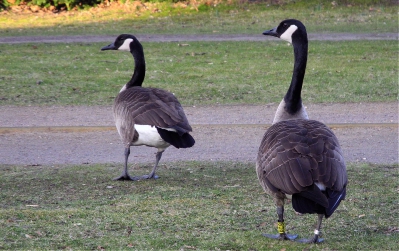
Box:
[0,40,397,106]
[0,161,398,250]
[1,3,397,250]
[0,1,397,37]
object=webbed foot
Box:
[140,174,160,180]
[296,235,324,243]
[113,174,140,181]
[114,173,159,181]
[262,233,298,241]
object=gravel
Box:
[0,103,397,166]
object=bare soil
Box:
[0,103,397,166]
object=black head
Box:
[263,19,307,44]
[101,34,140,52]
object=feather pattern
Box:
[258,19,347,242]
[257,119,347,197]
[102,33,194,181]
[113,86,193,147]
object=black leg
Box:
[141,150,163,180]
[114,148,164,181]
[297,214,324,243]
[114,147,139,181]
[262,205,298,241]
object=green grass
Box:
[0,40,397,106]
[0,162,398,250]
[0,1,397,37]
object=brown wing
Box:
[257,119,347,195]
[113,87,192,133]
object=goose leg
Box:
[141,150,163,180]
[297,214,324,243]
[263,206,298,241]
[114,147,138,181]
[114,148,164,181]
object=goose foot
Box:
[296,235,324,244]
[113,174,159,181]
[262,233,298,241]
[140,174,160,180]
[296,216,324,243]
[113,174,140,181]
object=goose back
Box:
[114,86,194,148]
[256,119,347,198]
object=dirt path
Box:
[0,103,397,166]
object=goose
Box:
[101,34,195,181]
[256,19,347,243]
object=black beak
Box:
[263,27,279,37]
[101,43,117,51]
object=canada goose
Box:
[101,34,195,181]
[256,19,347,243]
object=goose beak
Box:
[263,27,278,37]
[101,43,117,51]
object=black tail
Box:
[292,184,328,216]
[325,186,346,218]
[292,184,346,218]
[157,127,195,149]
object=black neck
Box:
[284,41,308,114]
[126,43,146,88]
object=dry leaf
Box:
[183,245,196,250]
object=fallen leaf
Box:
[183,245,196,250]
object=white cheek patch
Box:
[118,38,133,51]
[280,25,298,44]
